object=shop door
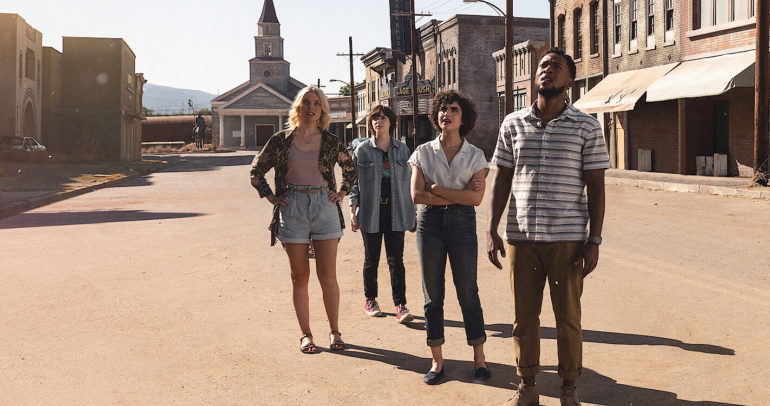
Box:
[255,124,274,147]
[714,101,729,154]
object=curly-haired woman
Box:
[408,90,490,384]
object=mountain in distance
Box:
[143,83,217,115]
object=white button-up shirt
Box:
[408,138,488,190]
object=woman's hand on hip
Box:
[327,190,346,204]
[267,193,290,206]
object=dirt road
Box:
[1,151,766,405]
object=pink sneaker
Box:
[395,304,414,324]
[364,298,383,317]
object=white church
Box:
[211,0,305,148]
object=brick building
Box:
[361,15,548,157]
[493,40,551,124]
[211,0,305,148]
[572,0,763,176]
[0,14,43,143]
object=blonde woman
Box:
[250,86,356,354]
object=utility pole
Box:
[410,0,419,149]
[316,78,326,89]
[754,0,769,185]
[392,5,431,150]
[336,37,364,145]
[505,0,513,114]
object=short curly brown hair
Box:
[367,105,397,137]
[429,90,477,137]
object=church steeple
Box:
[258,0,280,36]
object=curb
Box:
[0,162,175,220]
[487,164,770,201]
[604,177,770,200]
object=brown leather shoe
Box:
[501,383,539,406]
[560,385,581,406]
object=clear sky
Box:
[1,0,548,96]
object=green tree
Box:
[142,106,154,116]
[338,83,357,96]
[198,108,212,115]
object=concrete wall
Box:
[0,14,42,141]
[62,37,141,161]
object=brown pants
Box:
[507,241,583,380]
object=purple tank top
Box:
[286,142,325,186]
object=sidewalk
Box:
[604,168,770,199]
[0,158,174,220]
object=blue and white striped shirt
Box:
[491,103,610,242]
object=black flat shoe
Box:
[423,368,445,385]
[473,366,491,382]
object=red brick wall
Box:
[679,0,757,57]
[628,98,678,172]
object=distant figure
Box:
[194,113,206,148]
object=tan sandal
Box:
[329,331,345,351]
[300,334,318,354]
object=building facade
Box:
[0,14,43,143]
[211,0,304,148]
[362,15,548,157]
[41,37,145,161]
[493,40,551,124]
[573,0,762,176]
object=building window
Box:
[264,43,272,56]
[25,48,35,80]
[695,0,754,29]
[666,0,675,31]
[631,0,638,40]
[614,3,622,44]
[590,2,600,54]
[18,52,22,79]
[452,58,456,84]
[558,15,566,50]
[648,0,655,36]
[574,8,583,59]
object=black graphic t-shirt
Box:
[380,148,391,205]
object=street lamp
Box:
[329,78,356,144]
[462,0,504,16]
[463,0,513,115]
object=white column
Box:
[240,115,246,147]
[218,113,225,147]
[278,114,283,132]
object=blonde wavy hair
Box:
[287,86,331,131]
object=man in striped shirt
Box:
[486,48,609,406]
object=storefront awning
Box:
[646,51,755,102]
[573,63,678,113]
[356,116,367,126]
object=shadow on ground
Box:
[0,210,204,229]
[387,313,734,356]
[331,344,741,405]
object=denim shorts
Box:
[277,185,343,243]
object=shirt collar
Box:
[526,101,578,125]
[429,136,469,154]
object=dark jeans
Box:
[362,204,407,306]
[417,205,486,347]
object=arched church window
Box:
[264,43,272,56]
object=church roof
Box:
[259,0,279,24]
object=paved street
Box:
[1,151,767,405]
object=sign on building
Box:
[389,0,411,62]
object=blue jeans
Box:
[417,205,486,347]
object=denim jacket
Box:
[349,137,416,233]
